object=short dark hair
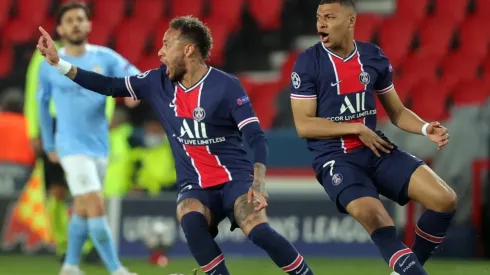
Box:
[169,16,213,60]
[319,0,356,10]
[56,1,91,25]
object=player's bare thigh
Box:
[407,165,457,212]
[176,198,214,226]
[345,197,395,234]
[234,194,268,236]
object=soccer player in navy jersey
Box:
[289,1,456,274]
[37,16,314,275]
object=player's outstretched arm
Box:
[378,88,449,150]
[36,27,143,99]
[291,98,361,138]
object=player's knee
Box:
[82,191,105,217]
[234,195,268,236]
[430,187,457,212]
[346,198,394,234]
[72,197,86,217]
[176,198,210,223]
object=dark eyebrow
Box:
[316,13,335,17]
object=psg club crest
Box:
[332,173,343,186]
[193,107,206,122]
[291,72,301,89]
[359,71,370,85]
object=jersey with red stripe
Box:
[121,66,258,189]
[290,41,394,168]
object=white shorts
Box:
[60,154,108,196]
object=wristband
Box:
[55,58,72,75]
[421,123,430,136]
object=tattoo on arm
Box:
[253,163,266,180]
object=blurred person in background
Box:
[0,88,36,168]
[127,110,177,196]
[24,39,101,264]
[37,1,140,275]
[104,106,133,198]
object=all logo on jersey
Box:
[327,92,376,122]
[193,107,206,122]
[340,92,366,115]
[291,72,301,89]
[332,173,343,186]
[177,120,225,145]
[359,72,370,85]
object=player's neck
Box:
[182,61,208,88]
[64,43,87,57]
[327,39,355,59]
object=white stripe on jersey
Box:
[238,117,260,130]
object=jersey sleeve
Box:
[373,46,395,94]
[290,52,317,100]
[228,79,260,130]
[227,78,268,165]
[37,62,55,153]
[72,67,155,100]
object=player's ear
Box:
[87,20,92,34]
[349,15,356,29]
[184,44,195,57]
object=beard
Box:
[169,59,186,82]
[65,33,87,46]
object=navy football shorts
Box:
[316,146,424,213]
[176,180,252,237]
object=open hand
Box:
[426,121,449,150]
[247,177,269,211]
[357,124,394,157]
[36,26,59,65]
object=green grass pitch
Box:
[2,255,489,274]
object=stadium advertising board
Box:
[118,194,396,258]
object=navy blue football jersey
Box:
[114,66,259,188]
[290,41,394,162]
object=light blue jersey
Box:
[38,44,140,158]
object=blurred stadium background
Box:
[0,0,490,274]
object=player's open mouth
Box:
[319,32,329,43]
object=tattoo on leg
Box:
[234,195,263,229]
[177,198,210,223]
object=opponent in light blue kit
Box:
[37,2,140,275]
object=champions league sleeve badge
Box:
[291,72,301,89]
[193,107,206,122]
[236,95,250,106]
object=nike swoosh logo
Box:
[182,185,192,192]
[330,80,343,87]
[169,102,176,108]
[398,255,409,267]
